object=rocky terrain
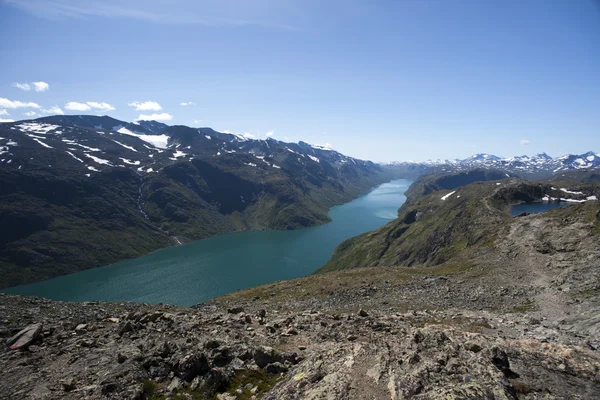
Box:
[2,177,600,399]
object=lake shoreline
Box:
[3,179,413,306]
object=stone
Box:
[464,342,483,353]
[358,309,369,317]
[253,346,282,368]
[204,340,221,349]
[177,353,210,381]
[7,323,42,350]
[266,362,288,374]
[228,307,244,314]
[167,376,184,392]
[118,321,133,337]
[61,378,76,392]
[284,327,298,335]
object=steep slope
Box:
[319,178,600,273]
[0,116,409,288]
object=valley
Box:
[3,179,412,305]
[0,116,421,288]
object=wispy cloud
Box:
[180,101,196,106]
[520,139,531,145]
[137,112,172,121]
[13,83,31,91]
[12,81,50,92]
[65,101,115,111]
[0,98,40,109]
[265,131,274,137]
[0,118,15,123]
[3,0,296,29]
[242,132,255,139]
[0,109,8,116]
[128,101,162,111]
[22,111,37,117]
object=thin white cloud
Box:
[193,119,203,124]
[13,83,31,91]
[23,111,37,117]
[0,109,8,116]
[520,139,531,146]
[243,132,255,139]
[137,112,173,121]
[42,106,64,115]
[32,81,50,92]
[128,101,162,111]
[0,118,15,123]
[65,101,91,111]
[265,131,274,137]
[180,101,196,106]
[0,98,40,109]
[86,101,115,111]
[64,101,114,111]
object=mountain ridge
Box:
[387,150,600,180]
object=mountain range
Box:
[389,151,600,179]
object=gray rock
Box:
[177,353,210,381]
[7,323,42,350]
[266,362,288,373]
[253,346,282,368]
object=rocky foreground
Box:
[1,268,599,400]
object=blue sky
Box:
[1,0,599,162]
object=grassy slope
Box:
[318,179,600,274]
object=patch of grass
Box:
[213,370,280,400]
[508,299,536,313]
[571,287,600,298]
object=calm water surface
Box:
[510,201,574,216]
[3,179,412,306]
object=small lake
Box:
[510,201,574,216]
[3,179,412,306]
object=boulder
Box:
[253,346,283,368]
[7,323,42,350]
[177,353,210,381]
[266,362,288,374]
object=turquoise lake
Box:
[3,179,412,306]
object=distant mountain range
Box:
[388,151,600,179]
[0,115,420,288]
